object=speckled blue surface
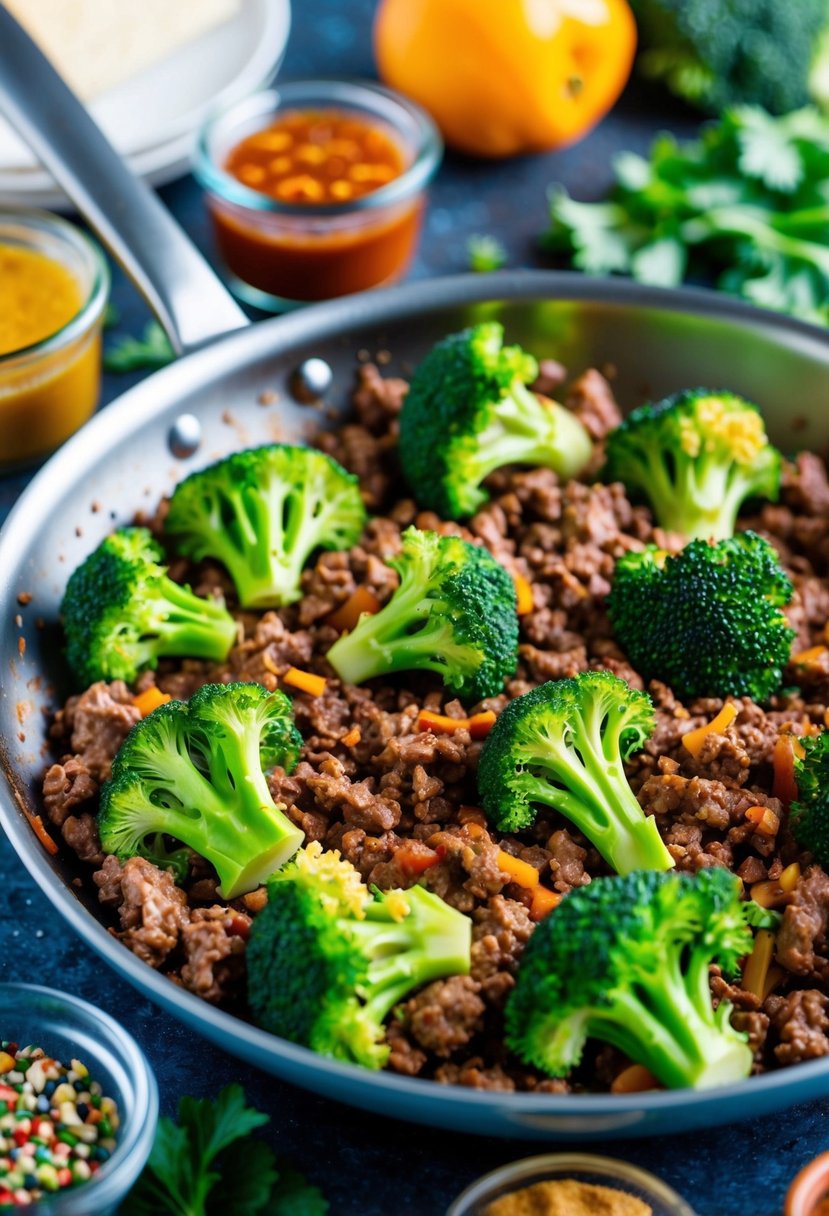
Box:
[1,3,827,1212]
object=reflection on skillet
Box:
[35,326,829,1095]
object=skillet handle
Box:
[0,3,249,356]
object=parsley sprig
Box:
[119,1084,327,1216]
[104,320,175,373]
[542,106,829,326]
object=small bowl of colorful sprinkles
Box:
[0,982,158,1213]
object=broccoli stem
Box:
[140,577,238,664]
[521,706,674,874]
[470,384,593,485]
[346,887,472,1023]
[595,963,752,1089]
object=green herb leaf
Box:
[466,233,507,273]
[743,901,782,930]
[104,320,175,373]
[207,1139,280,1216]
[270,1162,330,1216]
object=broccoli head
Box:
[478,671,672,875]
[506,867,754,1089]
[603,389,782,542]
[99,682,304,898]
[164,444,366,609]
[791,732,829,863]
[246,841,471,1068]
[61,527,237,687]
[607,532,795,701]
[398,322,592,519]
[325,527,518,703]
[630,0,829,116]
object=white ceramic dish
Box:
[0,0,291,208]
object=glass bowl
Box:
[194,79,442,310]
[0,208,109,470]
[447,1153,698,1216]
[0,982,158,1215]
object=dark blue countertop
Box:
[0,2,824,1212]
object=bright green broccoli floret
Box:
[604,389,781,541]
[478,671,672,875]
[61,527,237,687]
[506,867,754,1090]
[607,532,795,701]
[791,732,829,862]
[630,0,829,116]
[398,322,592,519]
[246,841,471,1069]
[165,444,367,609]
[326,527,518,703]
[99,682,304,898]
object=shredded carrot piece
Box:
[745,805,780,837]
[242,887,268,913]
[772,733,804,806]
[283,667,327,697]
[742,928,776,999]
[681,702,738,759]
[610,1064,660,1094]
[396,844,441,875]
[530,885,561,921]
[779,861,801,893]
[133,687,172,717]
[341,726,362,747]
[497,849,539,889]
[463,821,486,840]
[25,810,58,856]
[326,585,381,633]
[416,709,497,738]
[792,645,829,667]
[513,572,534,616]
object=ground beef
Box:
[42,359,829,1094]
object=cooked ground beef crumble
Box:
[41,361,829,1092]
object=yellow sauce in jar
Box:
[0,242,103,465]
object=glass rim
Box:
[0,207,109,368]
[194,78,443,218]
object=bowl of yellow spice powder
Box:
[447,1154,698,1216]
[0,208,108,468]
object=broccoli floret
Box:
[246,841,471,1068]
[607,532,795,701]
[99,682,304,898]
[61,527,237,686]
[164,444,366,609]
[604,389,782,542]
[326,527,518,703]
[630,0,829,116]
[506,867,754,1089]
[478,671,673,875]
[791,732,829,862]
[398,322,592,519]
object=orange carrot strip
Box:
[463,821,486,840]
[341,726,362,747]
[611,1064,660,1094]
[326,586,381,633]
[396,845,440,876]
[772,733,804,806]
[416,709,496,737]
[133,687,172,717]
[530,885,561,921]
[742,928,775,999]
[779,861,801,893]
[681,702,738,759]
[744,806,780,837]
[25,811,58,856]
[513,573,534,616]
[497,849,539,889]
[284,667,327,697]
[792,645,829,667]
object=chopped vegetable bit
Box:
[104,320,174,372]
[682,702,738,759]
[416,708,496,738]
[326,586,381,633]
[0,1042,119,1208]
[120,1083,327,1216]
[742,927,776,999]
[133,686,172,717]
[466,233,507,273]
[283,667,327,697]
[497,849,540,889]
[513,572,534,616]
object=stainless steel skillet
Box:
[2,7,829,1141]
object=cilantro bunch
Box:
[120,1084,327,1216]
[542,107,829,326]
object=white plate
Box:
[0,0,291,209]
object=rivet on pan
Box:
[290,357,333,403]
[169,414,202,459]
